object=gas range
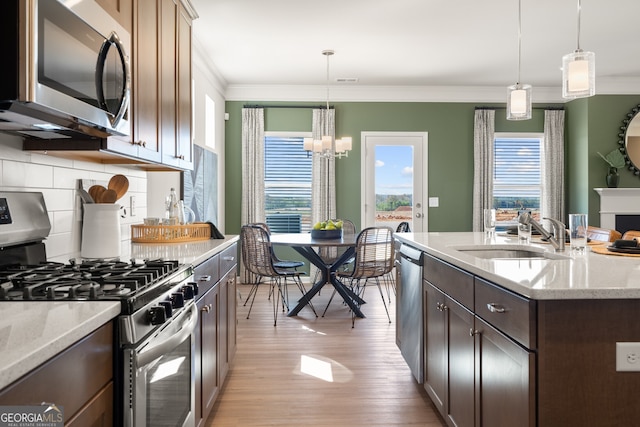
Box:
[0,258,193,314]
[1,191,200,427]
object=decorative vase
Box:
[606,167,620,188]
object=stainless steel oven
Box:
[120,272,199,427]
[0,0,131,139]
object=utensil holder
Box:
[81,204,121,259]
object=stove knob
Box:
[159,301,173,318]
[189,282,199,296]
[181,284,195,300]
[148,306,167,325]
[171,292,185,308]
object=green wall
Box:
[583,96,640,225]
[225,97,640,236]
[225,101,549,235]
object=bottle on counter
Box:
[167,188,179,224]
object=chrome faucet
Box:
[518,213,566,252]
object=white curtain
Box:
[241,108,265,282]
[542,109,565,224]
[311,108,336,223]
[241,108,265,225]
[472,109,495,232]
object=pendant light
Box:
[507,0,531,120]
[562,0,595,99]
[303,50,352,158]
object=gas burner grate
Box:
[0,258,184,301]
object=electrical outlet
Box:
[130,195,136,217]
[616,342,640,371]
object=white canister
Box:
[81,204,121,259]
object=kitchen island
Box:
[394,232,640,427]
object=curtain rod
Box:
[243,104,334,109]
[475,106,564,111]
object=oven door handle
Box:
[136,303,198,368]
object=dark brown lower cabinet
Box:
[475,317,535,427]
[0,322,114,426]
[196,279,221,425]
[194,242,238,427]
[424,282,475,427]
[423,253,535,427]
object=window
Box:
[264,133,312,233]
[204,94,215,149]
[493,133,543,228]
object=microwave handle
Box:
[136,303,198,368]
[96,31,131,128]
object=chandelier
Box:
[304,50,352,158]
[562,0,595,99]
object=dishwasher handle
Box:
[399,244,423,266]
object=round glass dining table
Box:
[269,233,366,318]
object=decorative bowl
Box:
[311,229,343,239]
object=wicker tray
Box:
[131,223,211,243]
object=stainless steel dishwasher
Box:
[397,243,424,383]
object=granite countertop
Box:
[0,301,121,389]
[394,232,640,300]
[0,236,239,391]
[128,235,239,266]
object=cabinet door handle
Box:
[198,275,212,282]
[223,256,235,262]
[201,303,213,313]
[487,303,506,313]
[469,329,479,337]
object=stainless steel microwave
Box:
[0,0,131,139]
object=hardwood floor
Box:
[206,279,446,426]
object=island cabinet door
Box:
[474,316,535,427]
[424,282,446,415]
[446,295,475,427]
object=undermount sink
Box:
[455,245,570,260]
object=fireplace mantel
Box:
[594,188,640,230]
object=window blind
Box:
[493,136,541,210]
[264,136,312,232]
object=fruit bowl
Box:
[311,229,343,239]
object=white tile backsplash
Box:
[3,161,54,188]
[0,134,148,261]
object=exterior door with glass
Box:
[361,132,428,232]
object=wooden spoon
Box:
[88,185,106,203]
[99,189,118,204]
[108,174,129,201]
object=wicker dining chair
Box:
[250,222,305,306]
[240,224,311,326]
[325,226,394,327]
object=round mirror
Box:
[619,104,640,176]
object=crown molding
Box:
[192,40,227,96]
[224,84,568,104]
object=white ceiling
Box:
[190,0,640,103]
